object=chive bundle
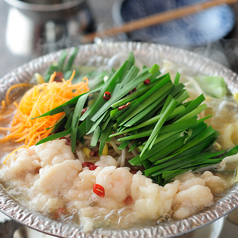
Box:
[34,52,238,186]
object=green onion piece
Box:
[91,70,152,122]
[175,103,207,123]
[121,65,139,87]
[150,122,208,164]
[162,170,187,185]
[150,70,161,83]
[118,80,174,126]
[121,52,135,84]
[142,160,152,169]
[173,94,205,121]
[117,130,151,142]
[110,108,118,118]
[71,94,88,152]
[135,64,160,89]
[64,113,73,130]
[78,136,85,146]
[57,51,68,72]
[161,94,173,114]
[109,105,186,138]
[112,83,123,97]
[77,118,94,139]
[129,131,184,166]
[64,47,79,72]
[175,90,189,104]
[90,126,101,147]
[112,74,169,109]
[148,64,160,77]
[197,115,212,123]
[129,140,139,152]
[152,150,224,177]
[112,85,153,108]
[118,141,130,150]
[170,83,185,97]
[99,122,113,155]
[152,153,198,176]
[63,105,72,118]
[36,128,71,146]
[142,98,178,154]
[123,92,169,127]
[161,117,198,134]
[163,136,216,165]
[48,115,67,132]
[157,126,217,163]
[117,75,172,125]
[80,60,128,121]
[101,113,112,130]
[119,117,197,142]
[225,145,238,156]
[147,136,187,164]
[181,151,225,169]
[86,111,107,135]
[174,72,180,85]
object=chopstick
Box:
[82,0,238,43]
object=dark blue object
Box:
[118,0,235,47]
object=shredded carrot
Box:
[6,83,34,105]
[49,72,57,83]
[3,145,26,164]
[0,71,89,161]
[1,100,5,110]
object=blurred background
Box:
[1,0,238,237]
[0,0,114,78]
[1,0,238,79]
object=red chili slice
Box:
[54,206,67,219]
[118,102,130,111]
[118,105,127,110]
[89,164,98,170]
[124,196,133,205]
[82,162,98,170]
[129,88,137,94]
[81,108,87,115]
[54,71,64,82]
[103,91,111,100]
[144,79,150,85]
[82,162,94,167]
[59,137,71,145]
[90,150,99,157]
[93,184,105,198]
[130,168,139,174]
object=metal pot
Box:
[4,0,95,56]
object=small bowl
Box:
[113,0,235,47]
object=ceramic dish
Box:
[0,42,238,238]
[112,0,235,47]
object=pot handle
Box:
[0,219,23,238]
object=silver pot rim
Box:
[1,41,238,238]
[4,0,86,12]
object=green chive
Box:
[36,128,71,146]
[90,126,101,147]
[71,94,88,152]
[64,47,79,72]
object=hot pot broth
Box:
[0,51,238,232]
